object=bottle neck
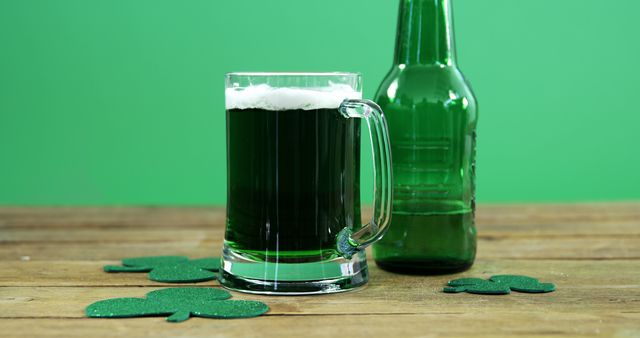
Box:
[393,0,457,66]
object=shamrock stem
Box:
[166,311,191,323]
[443,286,466,293]
[103,265,151,272]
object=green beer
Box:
[373,0,478,273]
[225,106,361,260]
[221,73,392,294]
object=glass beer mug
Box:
[221,72,392,294]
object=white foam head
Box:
[225,83,362,111]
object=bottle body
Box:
[373,65,477,273]
[372,0,477,274]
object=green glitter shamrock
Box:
[104,256,220,283]
[444,275,555,295]
[86,288,269,322]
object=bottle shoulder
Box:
[375,65,477,109]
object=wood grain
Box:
[2,315,639,338]
[1,203,639,229]
[2,261,640,317]
[1,204,639,338]
[2,236,639,261]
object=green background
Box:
[1,0,639,205]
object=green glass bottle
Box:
[373,0,478,274]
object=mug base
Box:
[219,245,369,295]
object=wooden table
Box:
[1,203,639,337]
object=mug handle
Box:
[336,99,393,258]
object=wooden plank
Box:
[479,223,640,237]
[476,237,640,260]
[477,202,640,227]
[1,229,224,243]
[1,203,639,229]
[3,223,640,244]
[0,241,216,262]
[1,259,638,288]
[0,260,203,287]
[1,235,639,261]
[2,279,639,317]
[0,207,225,229]
[0,315,638,338]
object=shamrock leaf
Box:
[104,256,221,283]
[444,275,555,295]
[86,287,269,322]
[489,275,556,293]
